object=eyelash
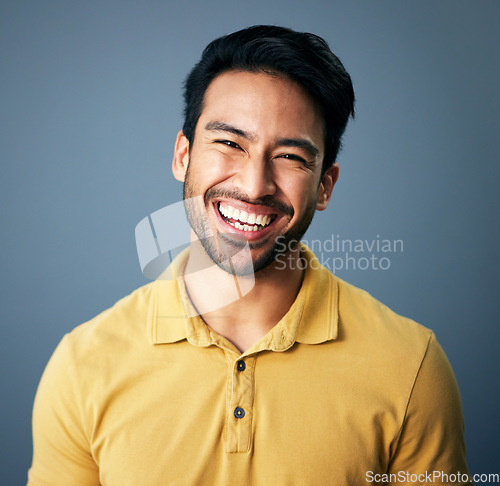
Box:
[214,140,309,167]
[277,153,307,164]
[215,139,241,149]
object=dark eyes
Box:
[215,139,241,149]
[214,140,309,166]
[278,153,307,164]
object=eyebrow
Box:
[204,121,320,160]
[205,121,258,142]
[276,137,320,159]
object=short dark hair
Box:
[182,25,355,174]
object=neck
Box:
[183,238,304,353]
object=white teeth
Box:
[239,211,248,223]
[226,219,266,232]
[219,202,274,230]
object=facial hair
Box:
[182,162,317,276]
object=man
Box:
[28,26,471,485]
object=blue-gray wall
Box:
[1,1,498,483]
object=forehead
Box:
[199,70,324,149]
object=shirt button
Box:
[234,407,245,419]
[237,360,246,371]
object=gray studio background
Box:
[1,1,498,483]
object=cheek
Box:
[275,173,318,209]
[186,160,226,195]
[191,149,240,184]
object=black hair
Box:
[182,25,355,174]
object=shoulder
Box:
[304,255,437,390]
[335,275,432,347]
[301,245,434,362]
[36,279,181,416]
[332,274,435,374]
[53,280,168,370]
[71,281,156,340]
[319,271,467,445]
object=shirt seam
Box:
[387,330,434,465]
[65,335,99,465]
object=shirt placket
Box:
[224,352,257,453]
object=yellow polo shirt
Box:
[28,247,470,485]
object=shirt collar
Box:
[147,244,338,353]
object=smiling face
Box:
[173,70,338,275]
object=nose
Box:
[233,154,277,200]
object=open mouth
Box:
[217,201,277,232]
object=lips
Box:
[217,201,277,232]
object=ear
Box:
[172,130,190,182]
[316,163,339,211]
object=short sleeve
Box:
[387,333,472,485]
[27,335,100,486]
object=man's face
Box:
[173,70,337,275]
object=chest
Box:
[88,344,404,485]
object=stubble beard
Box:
[182,164,317,277]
